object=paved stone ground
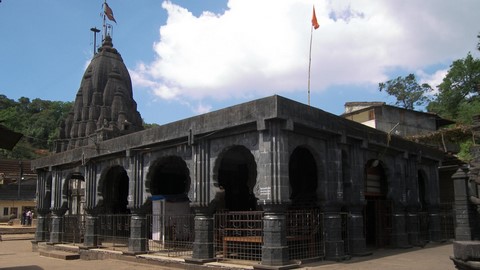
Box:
[0,237,456,270]
[302,243,455,270]
[0,238,173,270]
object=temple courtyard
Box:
[0,234,454,270]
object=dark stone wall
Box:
[33,95,445,265]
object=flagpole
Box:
[103,0,107,40]
[308,25,313,106]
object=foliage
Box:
[0,95,72,159]
[458,140,474,163]
[427,53,480,123]
[379,73,432,110]
[143,122,159,129]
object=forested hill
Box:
[0,95,73,159]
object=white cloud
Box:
[418,69,449,96]
[132,0,480,112]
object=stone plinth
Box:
[451,241,480,270]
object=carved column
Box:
[406,206,421,246]
[453,166,474,240]
[128,209,148,254]
[49,170,67,244]
[323,139,347,260]
[126,150,148,254]
[83,215,99,248]
[260,204,289,267]
[389,162,410,249]
[427,205,442,242]
[34,170,51,242]
[323,204,346,260]
[34,210,50,243]
[256,120,291,267]
[348,205,369,256]
[390,202,410,248]
[190,206,215,261]
[189,140,216,262]
[347,144,369,256]
[83,163,99,248]
[49,211,66,244]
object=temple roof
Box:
[56,35,143,152]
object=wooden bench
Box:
[223,235,262,257]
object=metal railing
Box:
[63,214,85,244]
[287,209,325,260]
[439,203,455,240]
[43,205,455,263]
[146,214,194,257]
[214,211,263,261]
[98,214,131,251]
[213,210,326,262]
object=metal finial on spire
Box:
[90,27,100,55]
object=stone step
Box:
[39,250,80,260]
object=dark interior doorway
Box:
[102,166,129,214]
[66,173,85,215]
[217,146,257,211]
[418,171,427,211]
[289,147,318,209]
[148,156,190,198]
[364,159,390,248]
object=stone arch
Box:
[364,159,390,247]
[146,155,190,198]
[214,145,257,211]
[364,159,388,197]
[98,165,129,214]
[61,171,85,215]
[289,146,318,209]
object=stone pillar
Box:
[34,210,50,242]
[347,205,369,256]
[260,204,289,267]
[83,214,99,248]
[390,204,410,248]
[127,210,147,254]
[49,209,66,244]
[191,206,215,261]
[48,169,66,244]
[406,207,421,246]
[428,205,443,242]
[34,170,51,242]
[323,205,346,260]
[83,162,99,248]
[453,166,474,241]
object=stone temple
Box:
[32,34,451,268]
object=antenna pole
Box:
[90,27,100,55]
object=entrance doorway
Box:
[101,166,129,214]
[217,146,257,211]
[364,160,390,247]
[289,147,318,209]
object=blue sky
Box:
[1,1,479,125]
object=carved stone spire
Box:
[56,36,143,152]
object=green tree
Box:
[427,53,480,123]
[379,73,432,110]
[0,96,72,159]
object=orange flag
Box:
[104,3,117,23]
[311,6,319,29]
